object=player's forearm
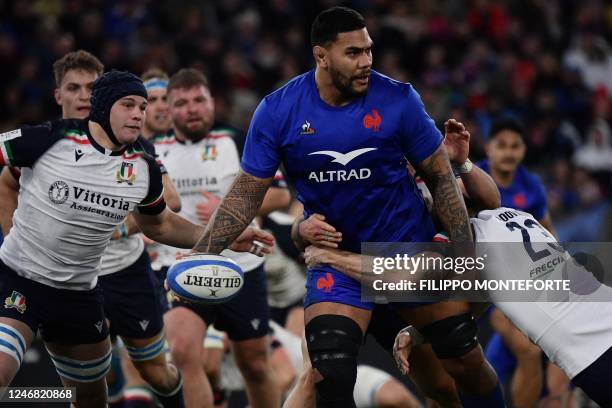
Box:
[321,248,446,283]
[192,169,271,254]
[111,213,140,240]
[323,249,365,281]
[291,215,308,251]
[419,146,473,243]
[136,209,204,249]
[258,187,291,216]
[0,167,19,235]
[459,165,501,211]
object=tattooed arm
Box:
[416,145,473,243]
[192,169,273,254]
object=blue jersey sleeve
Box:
[241,98,281,178]
[532,177,548,220]
[399,85,443,165]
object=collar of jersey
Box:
[174,134,205,145]
[85,125,128,156]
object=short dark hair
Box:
[141,67,169,82]
[310,6,366,47]
[167,68,209,94]
[52,50,104,87]
[489,118,525,140]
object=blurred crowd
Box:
[0,0,611,238]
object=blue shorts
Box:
[304,266,374,311]
[172,265,269,341]
[0,259,108,344]
[98,250,166,339]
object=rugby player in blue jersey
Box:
[191,6,505,407]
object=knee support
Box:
[0,322,26,367]
[305,314,363,408]
[420,312,478,359]
[125,334,165,362]
[47,348,112,383]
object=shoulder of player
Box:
[17,118,88,147]
[122,137,157,164]
[263,70,314,112]
[207,125,240,141]
[370,70,415,97]
[56,118,90,144]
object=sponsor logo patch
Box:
[300,120,316,135]
[116,162,136,185]
[363,109,381,132]
[139,320,150,331]
[48,181,70,204]
[316,272,335,293]
[4,290,27,314]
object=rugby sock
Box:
[108,345,126,408]
[459,381,506,407]
[150,372,184,408]
[123,386,156,408]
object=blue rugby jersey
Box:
[242,70,442,252]
[478,160,547,220]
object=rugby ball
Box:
[166,254,244,304]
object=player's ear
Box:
[54,88,62,106]
[313,45,328,68]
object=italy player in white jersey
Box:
[153,68,288,408]
[0,70,272,407]
[0,54,185,407]
[96,67,185,408]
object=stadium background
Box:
[0,0,611,406]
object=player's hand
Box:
[164,280,194,304]
[393,328,413,375]
[141,235,158,261]
[304,245,335,268]
[299,214,342,248]
[443,118,470,165]
[229,227,274,256]
[196,191,221,224]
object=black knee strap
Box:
[305,314,363,408]
[420,312,478,359]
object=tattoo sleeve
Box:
[192,169,272,254]
[417,146,473,243]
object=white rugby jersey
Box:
[99,235,145,276]
[472,207,612,378]
[151,127,263,272]
[0,119,165,289]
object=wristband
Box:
[453,158,473,176]
[118,223,128,239]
